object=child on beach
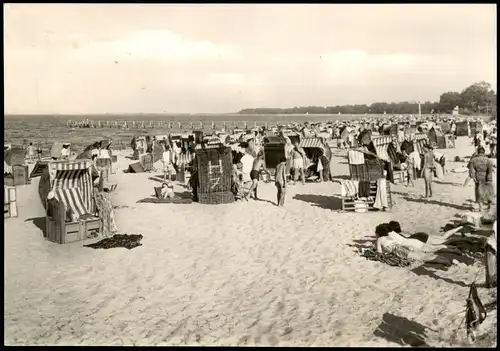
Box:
[275,157,287,206]
[160,180,175,199]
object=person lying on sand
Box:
[375,223,463,265]
[387,221,466,245]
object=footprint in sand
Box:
[281,326,293,336]
[237,335,251,346]
[267,334,280,346]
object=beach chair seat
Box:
[46,187,102,244]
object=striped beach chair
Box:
[371,136,392,162]
[371,136,406,184]
[53,187,91,218]
[50,160,95,214]
[45,160,102,244]
[413,133,428,155]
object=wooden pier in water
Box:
[65,119,268,130]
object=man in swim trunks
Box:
[275,157,287,206]
[245,150,271,201]
[291,141,306,185]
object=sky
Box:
[4,4,497,114]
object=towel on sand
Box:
[137,197,193,204]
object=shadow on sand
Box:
[254,198,276,205]
[25,217,46,234]
[401,196,471,211]
[347,238,375,251]
[433,180,462,186]
[330,175,352,181]
[293,194,343,210]
[373,312,432,347]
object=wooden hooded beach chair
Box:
[44,160,101,244]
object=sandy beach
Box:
[4,136,497,346]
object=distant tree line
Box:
[239,81,496,117]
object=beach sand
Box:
[4,136,497,346]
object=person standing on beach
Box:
[450,121,457,139]
[283,135,294,181]
[26,142,36,163]
[245,150,271,201]
[468,146,494,212]
[60,143,71,160]
[162,143,173,181]
[36,143,43,161]
[422,144,435,198]
[301,122,314,138]
[291,141,306,185]
[275,157,287,206]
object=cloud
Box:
[318,50,424,83]
[3,4,496,114]
[208,73,267,86]
[79,30,237,62]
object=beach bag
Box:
[354,200,369,213]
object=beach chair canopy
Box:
[4,148,25,167]
[378,124,392,135]
[156,135,169,142]
[439,122,451,133]
[414,133,428,141]
[299,138,332,161]
[50,142,65,159]
[339,126,349,140]
[30,160,49,178]
[389,124,399,135]
[413,133,429,154]
[99,139,112,149]
[369,136,401,164]
[204,136,222,145]
[46,160,95,215]
[239,134,255,143]
[299,138,325,149]
[370,136,392,162]
[264,136,286,144]
[427,127,445,146]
